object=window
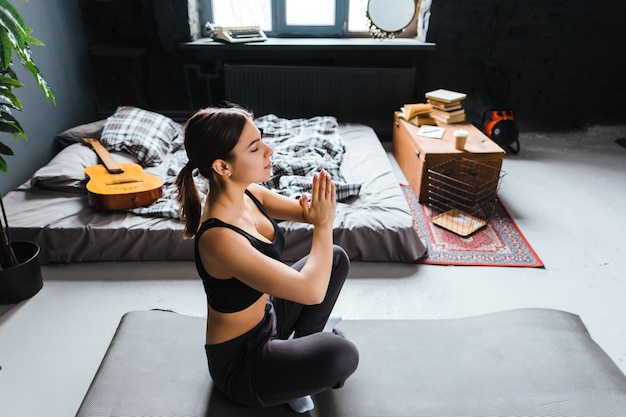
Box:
[202,0,373,37]
[210,0,272,30]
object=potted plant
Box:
[0,0,55,303]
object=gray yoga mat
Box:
[75,309,626,417]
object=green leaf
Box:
[0,87,23,110]
[0,63,17,78]
[0,111,24,128]
[0,154,7,172]
[0,1,28,28]
[20,56,54,104]
[0,73,24,87]
[0,140,14,156]
[0,122,24,138]
[25,34,43,47]
[0,1,30,49]
[0,26,12,69]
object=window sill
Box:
[180,37,435,53]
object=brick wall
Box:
[422,0,626,131]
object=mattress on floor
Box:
[5,123,425,263]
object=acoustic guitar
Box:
[83,138,164,210]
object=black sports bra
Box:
[194,190,284,313]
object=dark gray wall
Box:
[0,0,96,195]
[421,1,626,131]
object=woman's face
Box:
[229,119,274,183]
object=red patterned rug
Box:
[402,185,544,267]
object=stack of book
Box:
[398,102,436,126]
[425,89,467,124]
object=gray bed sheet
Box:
[5,124,426,263]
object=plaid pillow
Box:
[101,106,182,167]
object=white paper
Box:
[416,125,445,139]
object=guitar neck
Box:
[83,138,123,174]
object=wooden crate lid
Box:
[395,112,506,156]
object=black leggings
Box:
[205,245,359,408]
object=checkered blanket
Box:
[129,146,204,219]
[256,114,361,201]
[129,115,360,219]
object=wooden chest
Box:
[392,112,506,203]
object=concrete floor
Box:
[1,125,626,417]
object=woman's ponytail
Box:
[175,162,202,238]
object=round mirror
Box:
[366,0,417,39]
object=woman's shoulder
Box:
[198,219,242,240]
[197,221,251,255]
[247,183,286,207]
[246,183,267,201]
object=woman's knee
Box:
[332,245,349,265]
[329,337,359,388]
[332,245,350,278]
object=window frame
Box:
[273,0,347,37]
[204,0,368,38]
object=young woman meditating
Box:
[175,104,359,413]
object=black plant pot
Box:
[0,241,43,304]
